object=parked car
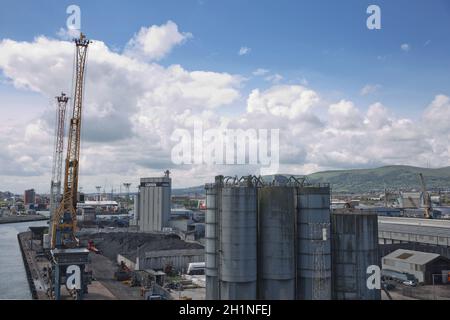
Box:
[402,280,417,287]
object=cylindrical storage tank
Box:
[205,183,219,300]
[219,182,257,300]
[296,186,332,300]
[331,210,380,300]
[258,186,296,300]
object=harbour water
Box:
[0,220,48,299]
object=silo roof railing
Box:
[204,174,333,189]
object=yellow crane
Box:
[418,173,433,219]
[51,33,91,249]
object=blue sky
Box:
[1,1,450,193]
[1,0,450,116]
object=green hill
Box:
[307,165,450,193]
[173,166,450,195]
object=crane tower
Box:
[51,33,90,248]
[49,93,69,241]
[50,33,91,300]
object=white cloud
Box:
[328,100,363,130]
[247,85,320,120]
[423,94,450,134]
[0,32,242,191]
[264,73,283,84]
[0,27,450,193]
[252,68,269,76]
[364,102,392,129]
[401,43,411,52]
[238,46,251,56]
[360,84,381,96]
[124,20,192,61]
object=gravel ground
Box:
[80,232,203,261]
[89,253,143,300]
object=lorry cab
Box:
[186,262,205,275]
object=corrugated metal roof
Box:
[383,249,440,266]
[378,216,450,238]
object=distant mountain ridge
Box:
[173,166,450,195]
[307,165,450,193]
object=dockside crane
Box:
[49,93,69,242]
[419,173,433,219]
[49,33,91,300]
[51,33,90,249]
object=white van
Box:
[187,262,205,275]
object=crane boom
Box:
[51,33,90,249]
[49,93,69,237]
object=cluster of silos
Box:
[331,210,380,300]
[205,175,332,300]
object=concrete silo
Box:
[258,186,296,299]
[219,177,258,300]
[331,210,380,300]
[205,179,220,300]
[296,186,332,300]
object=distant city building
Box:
[80,206,96,222]
[24,189,36,205]
[136,171,172,232]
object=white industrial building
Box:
[382,249,450,284]
[398,192,424,208]
[135,171,172,232]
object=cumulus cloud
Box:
[247,85,320,120]
[328,100,363,130]
[0,26,450,192]
[0,31,242,191]
[124,20,192,61]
